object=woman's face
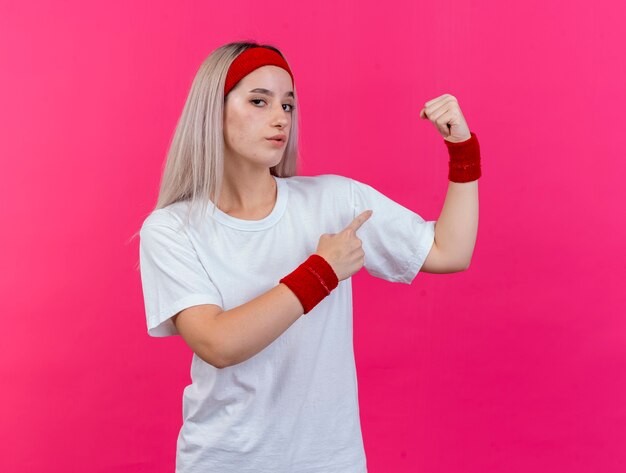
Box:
[223,65,294,169]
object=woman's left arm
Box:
[419,94,480,271]
[432,179,478,270]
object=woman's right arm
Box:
[173,283,305,369]
[173,209,373,368]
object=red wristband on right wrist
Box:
[279,254,339,314]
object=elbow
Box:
[447,256,471,273]
[212,345,232,369]
[197,349,229,369]
[212,340,241,369]
[449,258,471,273]
[217,351,233,369]
[217,347,255,369]
[197,338,231,369]
[202,349,225,369]
[455,252,473,271]
[202,332,244,370]
[215,361,229,370]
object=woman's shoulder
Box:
[140,202,188,232]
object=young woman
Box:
[138,41,480,473]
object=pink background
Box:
[1,0,625,472]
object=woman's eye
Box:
[250,99,295,113]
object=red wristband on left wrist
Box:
[445,131,482,183]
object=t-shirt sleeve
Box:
[139,215,223,337]
[349,177,436,284]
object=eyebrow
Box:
[249,88,294,98]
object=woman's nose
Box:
[272,105,289,124]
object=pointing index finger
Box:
[345,209,373,232]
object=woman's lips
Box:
[266,138,286,147]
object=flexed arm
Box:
[419,94,480,271]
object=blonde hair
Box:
[129,40,301,269]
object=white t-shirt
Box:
[139,173,435,473]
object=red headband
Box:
[224,46,294,97]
